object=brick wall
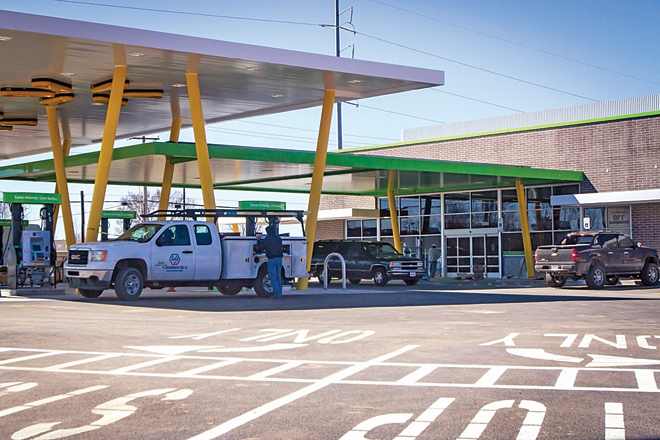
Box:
[353,115,660,194]
[319,195,376,211]
[632,203,660,250]
[315,219,345,240]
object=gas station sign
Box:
[2,192,62,205]
[238,201,286,210]
[102,210,137,219]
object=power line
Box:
[430,88,524,113]
[357,104,445,123]
[355,31,599,103]
[367,0,660,87]
[53,0,320,26]
[239,120,398,142]
[207,126,375,146]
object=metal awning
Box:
[552,189,660,206]
[0,142,584,196]
[0,10,444,159]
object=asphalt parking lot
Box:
[1,278,659,439]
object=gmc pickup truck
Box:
[64,209,308,300]
[535,232,659,289]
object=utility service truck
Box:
[64,207,308,300]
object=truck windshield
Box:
[366,243,400,256]
[116,224,162,243]
[561,235,594,245]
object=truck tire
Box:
[373,267,388,286]
[640,262,659,286]
[254,266,273,298]
[545,273,566,288]
[114,267,144,301]
[605,276,620,286]
[585,264,605,289]
[317,270,331,286]
[217,279,242,296]
[79,289,103,298]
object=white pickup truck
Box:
[64,210,308,300]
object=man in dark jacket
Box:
[259,224,283,298]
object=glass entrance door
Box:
[445,235,500,277]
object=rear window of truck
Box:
[561,235,594,245]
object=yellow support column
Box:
[186,66,216,222]
[297,89,336,291]
[516,178,535,278]
[85,64,127,242]
[157,117,181,220]
[46,107,76,248]
[52,136,71,233]
[387,169,402,253]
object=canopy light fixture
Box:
[271,94,283,98]
[123,87,163,99]
[0,36,12,41]
[0,117,38,126]
[348,79,362,84]
[39,93,75,106]
[246,67,260,72]
[129,52,144,57]
[171,83,186,88]
[0,85,55,98]
[31,76,73,94]
[92,93,128,106]
[59,72,75,76]
[90,77,130,93]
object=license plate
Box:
[551,265,560,270]
[409,272,416,277]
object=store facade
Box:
[316,95,660,277]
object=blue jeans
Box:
[429,261,438,278]
[267,257,283,297]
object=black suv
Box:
[310,240,425,286]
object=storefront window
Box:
[363,219,377,237]
[399,197,420,216]
[471,190,498,213]
[502,232,524,252]
[445,193,470,214]
[400,217,420,235]
[347,220,361,238]
[526,187,552,210]
[584,207,606,231]
[445,213,470,229]
[471,212,498,228]
[554,207,580,230]
[421,215,442,235]
[503,211,521,232]
[553,184,580,196]
[379,197,398,218]
[531,232,553,249]
[528,209,553,231]
[421,196,441,215]
[502,189,519,211]
[380,218,393,236]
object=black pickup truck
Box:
[311,239,425,286]
[535,232,659,289]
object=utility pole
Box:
[335,0,343,150]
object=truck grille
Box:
[67,249,89,265]
[393,261,423,271]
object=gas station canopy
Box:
[0,10,444,159]
[0,142,584,196]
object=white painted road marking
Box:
[0,386,108,419]
[0,382,37,396]
[169,328,241,340]
[457,400,546,440]
[12,388,192,440]
[0,352,62,365]
[480,333,519,346]
[544,334,578,347]
[108,356,178,373]
[339,414,413,440]
[393,397,455,439]
[185,345,419,440]
[44,354,120,371]
[605,402,625,440]
[506,348,583,363]
[174,359,243,377]
[586,354,660,368]
[474,366,508,387]
[198,343,307,352]
[124,346,219,355]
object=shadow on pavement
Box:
[60,285,658,313]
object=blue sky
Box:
[1,0,659,237]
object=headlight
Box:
[89,250,108,262]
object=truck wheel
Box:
[640,262,659,286]
[545,273,566,288]
[114,267,143,300]
[79,289,103,298]
[585,264,605,289]
[254,266,273,298]
[605,276,620,286]
[317,270,331,286]
[404,279,419,286]
[348,278,361,285]
[217,279,242,296]
[373,267,388,286]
